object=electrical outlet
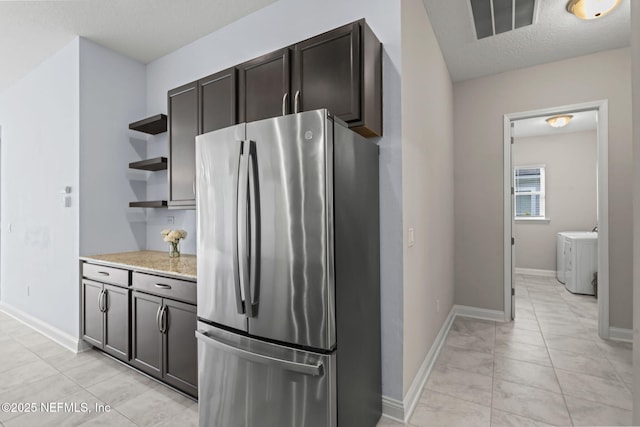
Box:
[166,216,175,225]
[408,228,415,247]
[436,299,440,313]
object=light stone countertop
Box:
[80,250,196,281]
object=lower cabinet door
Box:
[163,299,198,397]
[131,291,163,377]
[82,280,104,348]
[103,284,130,361]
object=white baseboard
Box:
[608,327,632,342]
[453,304,505,322]
[0,302,90,353]
[515,268,556,278]
[380,304,509,422]
[381,306,456,423]
[380,396,404,423]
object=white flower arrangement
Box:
[161,229,187,243]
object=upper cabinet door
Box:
[199,68,237,134]
[238,48,291,123]
[168,81,198,208]
[292,22,360,122]
[293,20,382,138]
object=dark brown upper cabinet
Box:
[168,81,198,209]
[292,22,360,122]
[164,19,381,209]
[199,67,237,134]
[238,48,291,123]
[293,20,382,137]
[168,68,238,210]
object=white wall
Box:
[0,39,80,335]
[401,0,454,397]
[514,131,597,271]
[144,0,405,400]
[0,37,150,339]
[630,0,640,423]
[454,48,632,328]
[79,38,147,255]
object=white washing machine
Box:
[557,231,597,295]
[557,231,586,284]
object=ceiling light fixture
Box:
[546,115,574,128]
[566,0,621,20]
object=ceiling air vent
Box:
[470,0,536,39]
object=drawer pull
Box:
[155,283,172,289]
[98,271,110,276]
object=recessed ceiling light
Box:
[546,115,574,128]
[566,0,621,20]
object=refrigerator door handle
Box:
[247,141,260,317]
[232,141,247,315]
[196,330,323,377]
[237,142,251,315]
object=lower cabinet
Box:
[131,291,198,397]
[82,280,129,362]
[81,261,198,398]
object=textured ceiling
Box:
[0,0,276,93]
[513,110,597,138]
[0,0,631,92]
[422,0,631,82]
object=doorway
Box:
[503,100,610,338]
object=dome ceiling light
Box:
[566,0,621,20]
[546,115,574,128]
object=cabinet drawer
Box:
[83,263,129,287]
[132,272,196,305]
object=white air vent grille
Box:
[470,0,536,39]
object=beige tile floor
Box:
[0,311,197,426]
[0,273,632,426]
[377,274,633,427]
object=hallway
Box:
[379,274,633,426]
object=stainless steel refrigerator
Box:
[195,109,380,427]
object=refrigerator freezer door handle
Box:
[196,330,323,377]
[237,142,251,315]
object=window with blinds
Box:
[514,166,545,219]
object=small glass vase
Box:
[169,241,180,258]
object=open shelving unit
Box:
[129,201,168,208]
[129,157,167,172]
[129,114,167,135]
[128,115,168,208]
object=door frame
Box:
[503,100,609,338]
